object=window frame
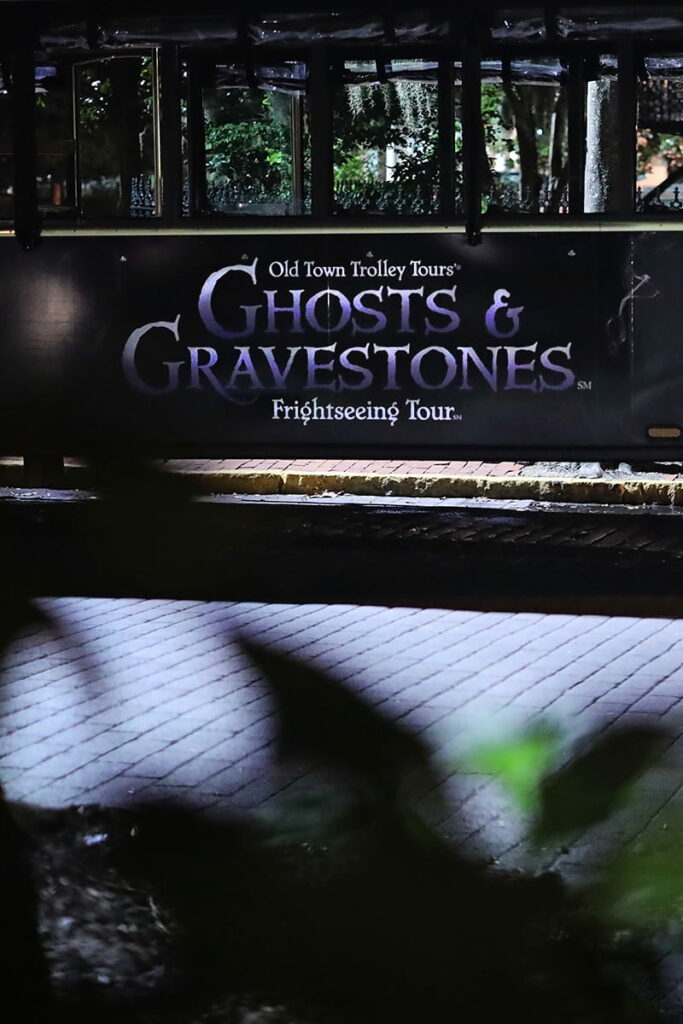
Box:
[9,30,683,242]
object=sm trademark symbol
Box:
[576,380,592,391]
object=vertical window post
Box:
[11,34,40,249]
[160,43,183,222]
[71,62,83,218]
[309,45,333,218]
[186,57,207,216]
[567,55,586,214]
[461,32,482,244]
[438,58,455,218]
[617,38,637,216]
[290,92,305,215]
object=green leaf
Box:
[465,723,560,812]
[603,820,683,930]
[533,725,667,844]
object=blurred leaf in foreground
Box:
[240,637,433,802]
[0,785,54,1018]
[533,725,667,845]
[464,722,560,812]
[609,845,683,933]
[599,803,683,934]
[0,593,51,656]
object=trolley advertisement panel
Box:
[0,230,677,457]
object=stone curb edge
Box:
[11,464,682,505]
[213,471,683,505]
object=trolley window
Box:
[74,54,158,218]
[35,65,75,217]
[6,7,683,237]
[184,59,309,217]
[333,59,444,215]
[637,55,683,214]
[480,58,568,215]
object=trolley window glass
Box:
[184,59,309,217]
[637,55,683,215]
[333,59,445,215]
[480,57,569,215]
[35,64,75,217]
[73,54,158,218]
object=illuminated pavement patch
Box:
[1,598,683,878]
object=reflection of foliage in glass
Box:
[75,56,156,216]
[482,83,516,168]
[637,129,683,178]
[334,80,439,187]
[482,77,567,212]
[77,57,153,182]
[78,56,152,130]
[333,78,441,212]
[35,68,73,143]
[204,90,292,201]
[139,57,153,119]
[335,75,567,214]
[78,69,111,130]
[638,76,683,180]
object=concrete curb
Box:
[162,469,683,506]
[3,461,683,505]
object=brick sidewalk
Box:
[3,597,683,884]
[163,458,531,478]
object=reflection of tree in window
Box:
[334,62,441,215]
[0,68,13,218]
[204,88,295,213]
[35,66,74,214]
[637,65,683,211]
[76,57,155,217]
[481,62,568,215]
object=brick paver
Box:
[2,597,683,887]
[20,455,531,478]
[13,455,683,482]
